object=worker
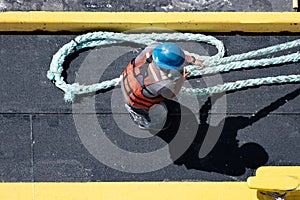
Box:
[120,42,205,130]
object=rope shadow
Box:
[155,87,300,176]
[61,47,93,83]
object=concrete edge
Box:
[0,12,300,32]
[0,182,258,200]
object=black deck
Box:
[1,33,300,182]
[0,0,299,182]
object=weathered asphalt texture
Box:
[0,33,300,182]
[0,0,295,12]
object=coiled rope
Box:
[47,31,300,103]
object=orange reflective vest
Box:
[121,49,167,111]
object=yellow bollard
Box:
[293,0,298,11]
[247,166,300,200]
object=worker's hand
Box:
[183,67,191,78]
[186,55,205,68]
[195,59,205,68]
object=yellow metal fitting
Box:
[293,0,298,11]
[247,166,300,200]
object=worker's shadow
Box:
[154,87,300,176]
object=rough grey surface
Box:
[1,34,300,114]
[0,0,295,11]
[0,0,299,182]
[0,114,32,182]
[0,33,300,181]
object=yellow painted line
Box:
[2,167,300,200]
[0,182,257,200]
[0,12,300,32]
[0,183,33,200]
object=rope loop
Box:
[47,31,300,103]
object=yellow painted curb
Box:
[0,183,33,200]
[0,12,300,32]
[3,167,300,200]
[0,182,257,200]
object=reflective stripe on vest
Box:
[121,49,166,111]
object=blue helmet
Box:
[152,43,185,70]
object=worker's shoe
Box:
[125,104,168,131]
[125,104,151,129]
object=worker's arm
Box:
[158,76,185,99]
